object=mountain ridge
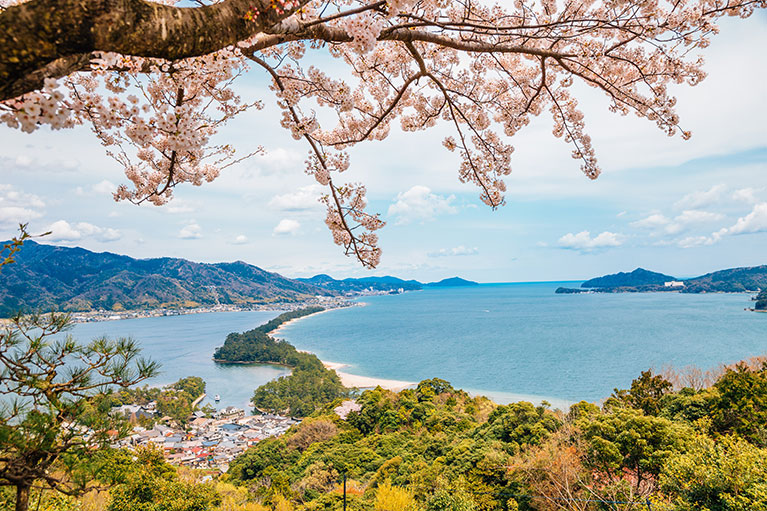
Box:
[556,264,767,295]
[0,241,332,317]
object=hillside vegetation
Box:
[0,241,330,316]
[558,264,767,294]
[227,361,767,511]
[214,308,349,416]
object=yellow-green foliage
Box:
[374,481,419,511]
[215,482,270,511]
[659,434,767,510]
[272,494,294,511]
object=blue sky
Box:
[1,14,766,283]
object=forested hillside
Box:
[0,241,330,316]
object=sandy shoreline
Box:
[272,308,416,392]
[269,307,336,337]
[322,361,416,392]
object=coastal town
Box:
[111,399,362,473]
[68,296,355,323]
[112,406,298,473]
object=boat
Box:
[214,394,220,401]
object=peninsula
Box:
[556,265,767,294]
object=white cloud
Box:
[254,148,304,175]
[15,155,32,167]
[178,223,203,239]
[273,219,300,236]
[0,185,46,224]
[676,202,767,247]
[167,199,196,214]
[232,234,249,245]
[92,180,117,195]
[631,213,670,228]
[558,231,623,251]
[388,185,457,224]
[664,209,725,234]
[732,187,761,204]
[74,180,117,197]
[677,235,716,248]
[674,184,727,210]
[725,202,767,235]
[268,184,324,211]
[47,220,82,241]
[46,220,121,242]
[428,245,479,257]
[631,209,723,235]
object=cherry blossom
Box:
[0,0,764,267]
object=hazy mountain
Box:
[424,277,480,288]
[297,274,423,293]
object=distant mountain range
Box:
[0,241,330,316]
[556,265,767,294]
[296,274,479,293]
[0,241,478,317]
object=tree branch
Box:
[0,0,309,100]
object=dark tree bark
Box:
[0,0,307,100]
[15,484,30,511]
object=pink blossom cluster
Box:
[1,0,764,267]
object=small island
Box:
[754,290,767,311]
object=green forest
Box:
[228,363,767,511]
[6,362,767,511]
[214,307,349,416]
[213,307,325,365]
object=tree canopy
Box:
[1,0,764,266]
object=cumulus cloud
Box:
[558,231,623,251]
[273,219,300,236]
[674,184,727,210]
[677,235,716,248]
[631,209,723,235]
[428,245,479,257]
[631,213,670,228]
[232,234,249,245]
[46,220,121,242]
[178,223,203,239]
[725,202,767,235]
[732,188,761,204]
[388,185,457,224]
[0,185,46,224]
[268,185,324,211]
[75,180,117,197]
[664,210,725,234]
[92,180,117,195]
[676,203,767,248]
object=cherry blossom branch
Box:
[248,51,383,268]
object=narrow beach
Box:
[272,307,416,392]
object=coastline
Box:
[322,361,416,392]
[269,307,338,337]
[271,304,416,392]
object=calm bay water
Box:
[278,283,766,406]
[69,311,288,411]
[68,283,765,410]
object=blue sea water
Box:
[277,283,766,406]
[67,282,765,410]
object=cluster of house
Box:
[70,296,354,323]
[112,404,300,472]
